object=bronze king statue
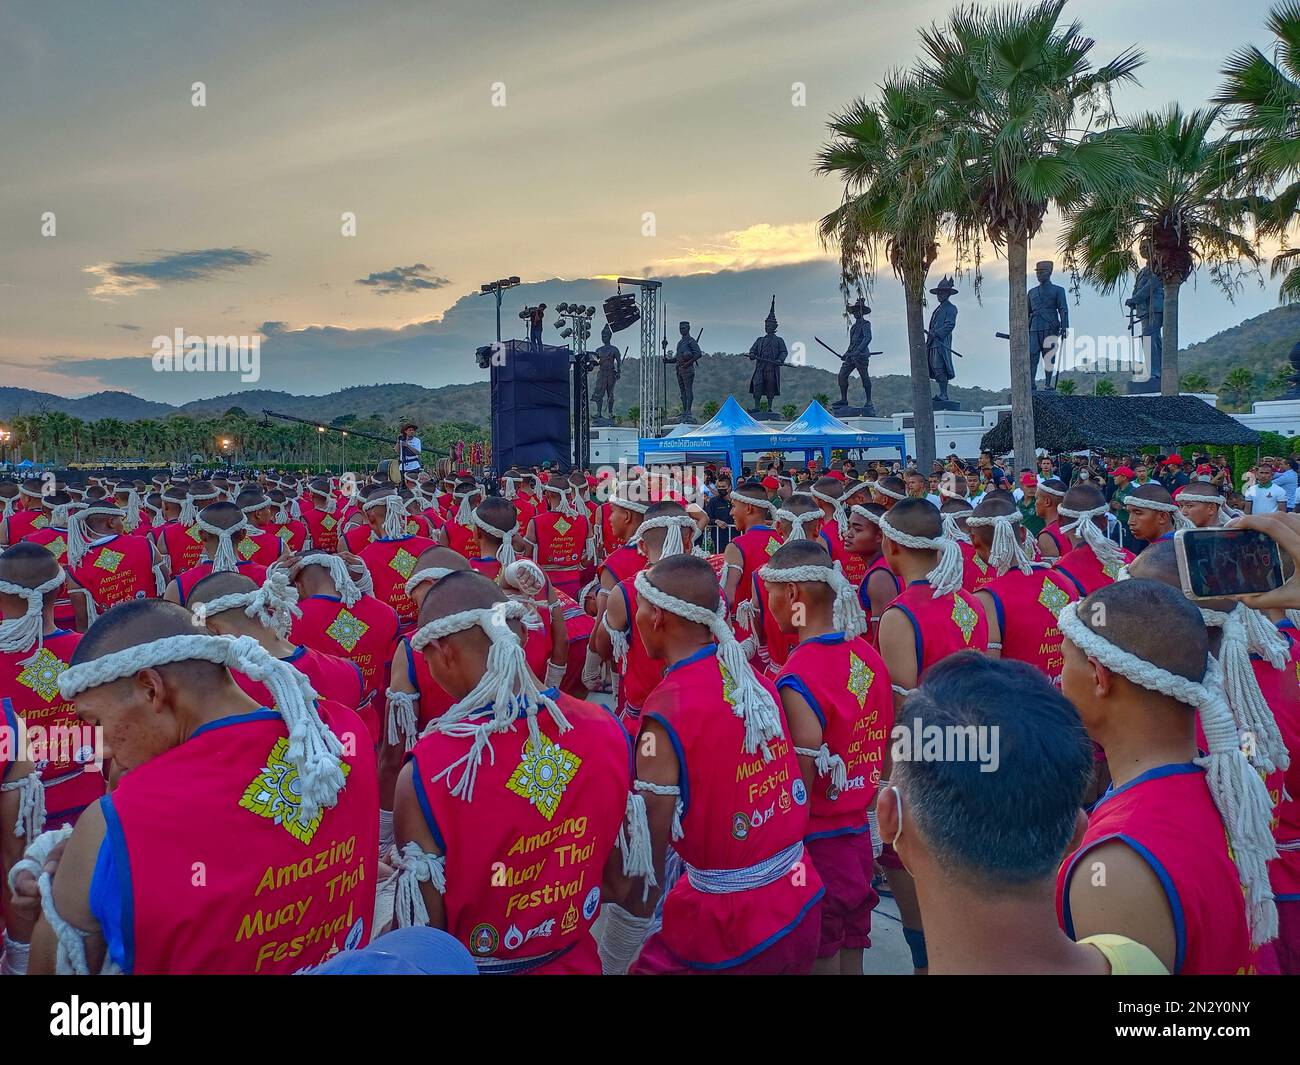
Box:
[925,275,959,405]
[834,296,876,415]
[664,319,703,421]
[1124,238,1164,392]
[590,324,622,419]
[1028,259,1069,390]
[747,295,787,415]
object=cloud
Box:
[652,222,833,275]
[355,263,452,295]
[83,248,269,301]
[110,323,141,331]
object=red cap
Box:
[1020,473,1037,487]
[825,469,846,481]
[585,475,597,487]
[1112,466,1134,479]
[1196,464,1211,475]
[1166,454,1183,465]
[761,476,780,490]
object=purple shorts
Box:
[806,832,878,957]
[1276,899,1300,976]
[632,901,822,975]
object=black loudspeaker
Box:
[491,340,572,474]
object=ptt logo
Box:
[748,802,776,829]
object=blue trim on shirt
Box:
[189,708,280,741]
[403,637,418,689]
[799,631,846,648]
[1055,564,1086,598]
[411,763,446,853]
[664,643,716,676]
[644,712,690,819]
[618,582,633,636]
[1094,762,1201,808]
[776,673,826,729]
[99,794,136,975]
[893,603,924,678]
[986,589,1006,636]
[682,886,826,970]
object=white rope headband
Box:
[1200,604,1291,776]
[876,511,963,597]
[65,506,124,569]
[307,484,337,515]
[1125,494,1194,530]
[471,512,517,568]
[1059,503,1125,568]
[17,486,44,501]
[731,490,777,515]
[1057,601,1278,945]
[1176,489,1241,525]
[362,494,411,540]
[281,554,364,608]
[1036,481,1067,499]
[542,482,580,518]
[850,503,882,526]
[181,489,221,525]
[758,560,868,639]
[453,488,484,525]
[59,633,346,824]
[0,494,16,520]
[114,489,141,530]
[500,475,523,500]
[637,514,698,558]
[964,510,1034,576]
[940,506,973,546]
[633,569,784,757]
[0,569,65,661]
[409,600,570,801]
[809,487,848,536]
[609,494,649,515]
[872,482,906,502]
[191,569,303,640]
[404,566,455,597]
[773,509,819,542]
[194,515,252,573]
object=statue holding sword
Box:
[925,275,960,404]
[664,319,704,421]
[822,297,878,416]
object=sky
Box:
[0,0,1289,406]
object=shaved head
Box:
[189,571,258,609]
[198,501,244,531]
[968,494,1018,549]
[645,553,721,615]
[0,541,61,586]
[413,546,471,573]
[72,598,211,665]
[886,498,942,540]
[1129,482,1176,506]
[1073,579,1208,684]
[477,497,517,533]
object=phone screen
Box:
[1179,529,1285,599]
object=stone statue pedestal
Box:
[751,409,787,421]
[932,398,961,411]
[663,414,697,426]
[590,416,614,428]
[832,403,877,418]
[1126,378,1161,396]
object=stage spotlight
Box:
[560,327,574,339]
[603,292,640,333]
[557,302,570,313]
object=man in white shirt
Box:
[1270,458,1298,510]
[1245,465,1288,514]
[399,422,422,482]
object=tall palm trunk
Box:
[1160,280,1180,395]
[903,271,935,471]
[1007,236,1036,472]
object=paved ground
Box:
[862,893,913,974]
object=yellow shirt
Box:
[1081,933,1169,975]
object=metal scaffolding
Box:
[617,277,663,438]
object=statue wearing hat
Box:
[835,297,877,416]
[664,320,704,421]
[746,296,788,415]
[590,324,622,420]
[1125,239,1163,392]
[926,276,959,405]
[1028,260,1069,389]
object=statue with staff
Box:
[820,297,878,416]
[745,296,788,415]
[589,324,623,419]
[664,320,704,421]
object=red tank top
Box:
[359,536,436,626]
[611,578,665,729]
[752,574,796,675]
[343,524,374,555]
[0,631,105,827]
[1256,625,1300,899]
[533,511,589,569]
[644,645,823,967]
[289,594,400,705]
[443,521,477,560]
[302,507,341,553]
[470,557,502,581]
[732,527,782,608]
[600,545,645,589]
[23,527,76,630]
[884,580,989,679]
[158,520,206,573]
[980,566,1079,681]
[858,554,901,646]
[6,508,47,542]
[1056,763,1255,975]
[1054,543,1135,598]
[408,692,631,973]
[401,636,454,729]
[104,703,378,974]
[820,528,867,587]
[233,645,372,745]
[1040,520,1070,555]
[776,633,893,837]
[173,560,269,606]
[70,534,157,612]
[239,529,283,568]
[261,520,308,554]
[960,540,999,594]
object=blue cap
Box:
[310,927,478,976]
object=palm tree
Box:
[1055,377,1077,395]
[916,0,1144,470]
[1094,378,1118,397]
[1062,105,1257,395]
[1216,1,1300,303]
[817,73,943,471]
[1181,371,1212,393]
[1220,366,1258,409]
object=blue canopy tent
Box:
[638,397,905,473]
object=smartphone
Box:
[1174,528,1285,601]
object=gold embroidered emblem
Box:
[719,659,738,707]
[186,524,203,542]
[237,537,258,560]
[240,736,350,844]
[765,537,779,557]
[505,734,582,821]
[44,536,67,562]
[1102,559,1123,579]
[974,553,988,573]
[277,526,293,543]
[326,608,369,652]
[389,548,416,579]
[33,515,48,531]
[553,517,572,536]
[94,548,125,574]
[17,648,65,703]
[952,597,978,644]
[1037,577,1069,617]
[847,651,874,709]
[322,515,337,531]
